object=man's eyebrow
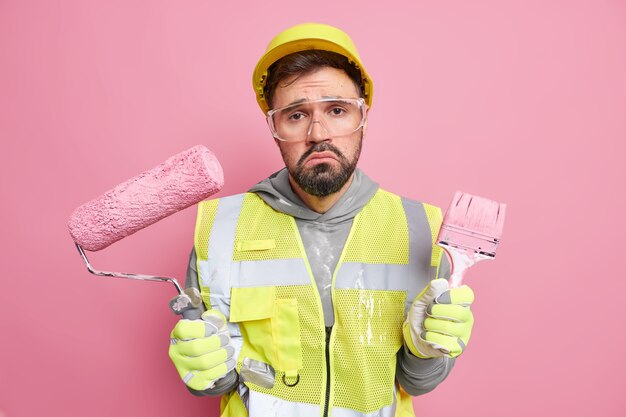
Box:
[284,98,307,107]
[283,96,345,107]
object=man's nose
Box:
[306,119,331,143]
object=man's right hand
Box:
[403,279,474,359]
[169,309,236,391]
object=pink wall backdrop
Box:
[1,0,625,416]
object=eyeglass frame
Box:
[266,97,368,142]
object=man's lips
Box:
[304,151,338,165]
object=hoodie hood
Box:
[249,168,379,224]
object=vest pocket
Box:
[230,286,276,321]
[236,239,276,252]
[230,287,303,379]
[272,298,302,376]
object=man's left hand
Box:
[403,278,475,359]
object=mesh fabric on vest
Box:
[332,289,406,412]
[239,285,325,405]
[233,194,301,261]
[195,199,219,261]
[343,190,409,265]
[423,203,444,267]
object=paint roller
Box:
[68,145,224,319]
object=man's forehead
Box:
[273,68,361,107]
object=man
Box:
[168,23,475,417]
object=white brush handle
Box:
[440,245,492,288]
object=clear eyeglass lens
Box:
[269,98,364,141]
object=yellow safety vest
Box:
[194,189,444,417]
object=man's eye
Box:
[330,107,346,116]
[289,112,306,121]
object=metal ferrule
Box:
[437,224,500,257]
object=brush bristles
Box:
[443,191,506,239]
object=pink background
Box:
[1,0,625,416]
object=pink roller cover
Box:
[69,145,223,251]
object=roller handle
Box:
[169,287,204,320]
[74,244,204,319]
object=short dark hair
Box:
[264,50,364,109]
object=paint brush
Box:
[437,191,506,287]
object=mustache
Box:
[297,143,345,167]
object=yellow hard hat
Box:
[252,23,373,114]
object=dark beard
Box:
[289,140,361,197]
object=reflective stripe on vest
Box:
[245,390,398,417]
[247,390,321,417]
[194,190,443,417]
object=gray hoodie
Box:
[185,168,454,397]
